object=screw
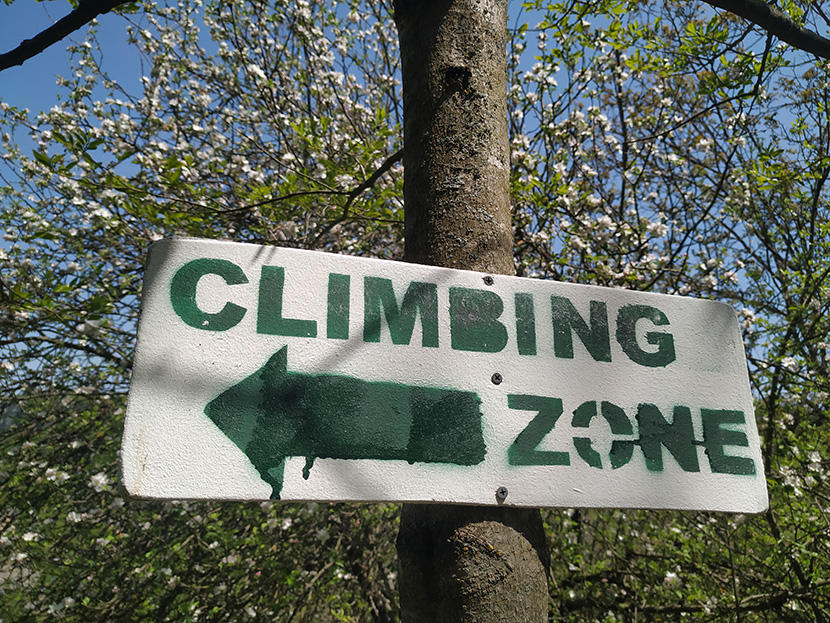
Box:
[483,275,494,286]
[496,486,508,500]
[491,372,502,385]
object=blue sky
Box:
[0,1,141,113]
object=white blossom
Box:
[646,221,669,237]
[781,357,799,373]
[90,471,111,492]
[664,571,680,585]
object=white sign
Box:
[121,238,768,512]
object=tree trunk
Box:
[394,0,550,620]
[395,0,513,274]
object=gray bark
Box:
[395,0,514,275]
[394,0,550,620]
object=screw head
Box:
[483,275,494,286]
[496,486,508,500]
[491,372,502,385]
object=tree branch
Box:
[309,147,404,247]
[703,0,830,59]
[0,0,133,73]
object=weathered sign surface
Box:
[121,238,768,512]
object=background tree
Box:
[1,0,829,621]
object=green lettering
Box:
[636,404,700,472]
[257,266,317,337]
[616,304,676,367]
[507,394,569,466]
[327,273,350,340]
[617,305,676,368]
[363,277,438,347]
[701,409,756,475]
[170,258,248,331]
[515,293,537,355]
[550,297,611,362]
[571,401,634,469]
[449,287,508,353]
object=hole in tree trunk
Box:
[444,66,472,94]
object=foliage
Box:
[1,0,829,621]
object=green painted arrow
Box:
[204,346,487,499]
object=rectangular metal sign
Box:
[122,238,768,512]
